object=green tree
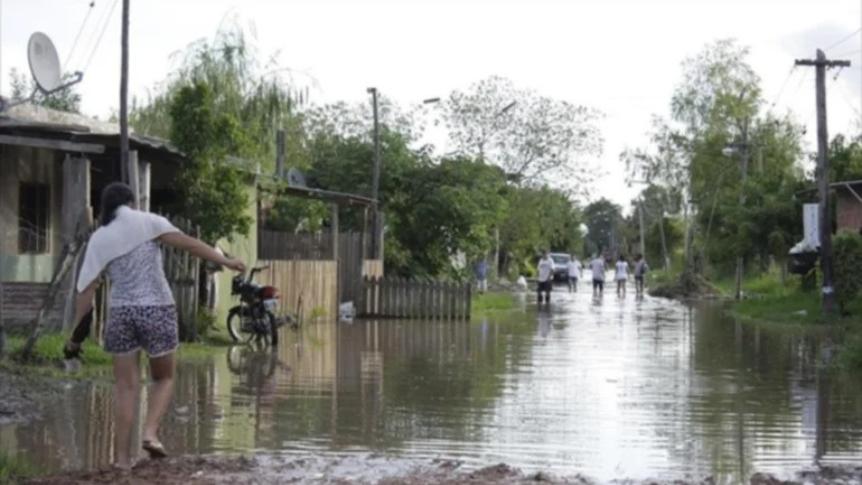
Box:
[833,231,862,314]
[583,198,623,256]
[625,39,805,280]
[442,76,603,193]
[9,68,81,113]
[168,82,252,242]
[829,134,862,182]
[498,186,583,278]
[131,25,306,242]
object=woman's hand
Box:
[224,258,246,273]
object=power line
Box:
[832,49,862,58]
[77,0,109,68]
[63,1,96,69]
[82,0,119,72]
[825,28,862,52]
[78,0,115,70]
[768,66,797,110]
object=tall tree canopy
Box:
[442,76,603,194]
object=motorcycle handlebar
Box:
[245,265,270,282]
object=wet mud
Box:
[23,454,862,484]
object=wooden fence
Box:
[358,276,471,320]
[162,217,201,341]
[259,229,334,260]
[258,260,338,323]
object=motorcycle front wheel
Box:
[227,306,254,343]
[227,307,278,347]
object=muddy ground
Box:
[0,366,68,426]
[23,454,862,485]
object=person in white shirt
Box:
[567,255,582,293]
[536,250,555,304]
[615,254,630,297]
[590,254,606,296]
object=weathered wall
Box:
[0,145,63,283]
[213,184,259,325]
[1,282,64,331]
[836,189,862,232]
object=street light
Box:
[722,140,750,301]
[367,91,444,258]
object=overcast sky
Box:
[3,0,862,208]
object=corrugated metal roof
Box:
[1,103,117,134]
[0,103,188,163]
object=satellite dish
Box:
[28,32,62,93]
[287,168,307,187]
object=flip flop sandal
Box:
[142,440,168,459]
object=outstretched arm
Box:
[158,233,246,272]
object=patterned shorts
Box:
[104,305,179,357]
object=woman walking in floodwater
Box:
[615,254,629,297]
[67,182,245,471]
[590,253,606,297]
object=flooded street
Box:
[4,289,862,483]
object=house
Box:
[0,104,188,331]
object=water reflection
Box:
[3,290,862,482]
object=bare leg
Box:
[143,352,176,446]
[112,352,141,469]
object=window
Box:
[18,183,49,254]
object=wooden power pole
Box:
[367,87,382,259]
[119,0,130,183]
[795,49,850,315]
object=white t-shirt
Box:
[537,257,554,282]
[590,258,605,281]
[615,261,629,281]
[567,259,582,277]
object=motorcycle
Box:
[227,266,281,346]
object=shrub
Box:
[833,230,862,314]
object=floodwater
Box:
[3,288,862,483]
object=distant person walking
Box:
[567,255,582,293]
[634,254,649,295]
[615,255,629,297]
[537,250,554,304]
[590,254,606,296]
[475,259,489,294]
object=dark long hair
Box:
[99,182,135,226]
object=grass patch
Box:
[4,328,233,374]
[730,291,823,325]
[838,334,862,371]
[0,452,35,484]
[646,269,679,288]
[472,292,519,319]
[6,333,111,366]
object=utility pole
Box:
[275,129,285,178]
[638,199,646,258]
[367,87,382,259]
[734,123,749,301]
[119,0,130,183]
[796,49,851,315]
